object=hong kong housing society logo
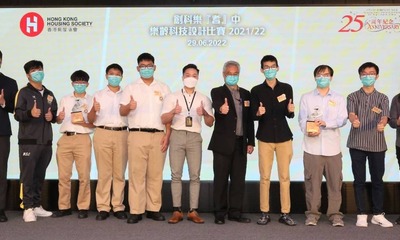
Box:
[20,12,44,37]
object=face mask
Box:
[31,70,44,83]
[225,75,239,86]
[139,67,154,79]
[183,77,198,88]
[264,68,277,80]
[360,75,376,87]
[107,75,122,87]
[73,83,87,94]
[315,76,330,88]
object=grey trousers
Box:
[303,152,343,219]
[169,129,202,209]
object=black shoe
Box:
[214,216,225,224]
[279,213,296,226]
[257,212,271,225]
[52,209,72,218]
[78,210,89,219]
[127,214,142,224]
[396,216,400,225]
[146,211,165,221]
[0,210,8,222]
[114,211,127,219]
[96,211,109,221]
[228,215,251,223]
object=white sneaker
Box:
[356,214,368,227]
[371,213,393,228]
[33,206,53,217]
[23,208,37,222]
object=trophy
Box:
[306,107,322,133]
[71,98,85,124]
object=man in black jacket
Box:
[0,50,18,222]
[208,60,255,224]
[14,60,58,222]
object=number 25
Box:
[339,14,365,32]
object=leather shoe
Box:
[168,211,183,224]
[52,209,72,218]
[187,210,204,224]
[78,210,88,219]
[228,215,251,223]
[113,211,127,219]
[214,216,225,224]
[127,214,142,224]
[96,211,109,221]
[146,211,165,221]
[0,210,8,222]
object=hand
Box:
[352,115,360,128]
[129,96,137,110]
[307,132,320,137]
[397,116,400,126]
[31,100,41,118]
[196,101,206,116]
[45,107,52,121]
[315,119,326,127]
[173,99,182,114]
[377,116,386,132]
[93,97,100,112]
[287,99,295,113]
[58,107,65,121]
[0,89,5,105]
[257,102,265,116]
[160,134,169,152]
[219,98,229,114]
[247,145,254,154]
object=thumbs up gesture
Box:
[352,114,360,128]
[197,101,206,116]
[45,107,53,121]
[257,102,266,116]
[377,116,386,132]
[0,89,5,106]
[31,100,41,118]
[174,99,182,114]
[93,97,100,112]
[287,99,295,113]
[129,96,137,110]
[58,107,65,122]
[220,98,229,115]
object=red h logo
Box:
[20,12,44,37]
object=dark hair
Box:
[0,50,2,59]
[137,53,155,64]
[358,62,379,75]
[70,70,90,82]
[260,55,279,69]
[23,60,43,74]
[182,63,199,75]
[106,63,123,75]
[313,65,334,77]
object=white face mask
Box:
[183,77,198,88]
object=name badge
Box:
[372,106,382,114]
[328,100,336,106]
[244,100,250,107]
[277,94,286,102]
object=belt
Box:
[63,131,84,136]
[97,126,128,131]
[129,128,164,133]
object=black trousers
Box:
[19,144,52,209]
[0,136,10,210]
[213,137,247,218]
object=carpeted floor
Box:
[0,212,399,240]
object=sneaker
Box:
[331,216,344,227]
[356,214,368,227]
[305,215,318,226]
[257,212,271,225]
[33,206,53,217]
[371,213,393,228]
[23,208,37,222]
[279,213,296,226]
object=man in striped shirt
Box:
[347,62,392,228]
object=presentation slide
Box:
[1,6,399,181]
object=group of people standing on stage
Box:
[0,50,399,229]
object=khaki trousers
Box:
[93,128,128,212]
[56,134,91,210]
[259,140,293,213]
[128,131,166,214]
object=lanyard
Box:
[182,89,196,115]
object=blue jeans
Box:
[349,148,385,214]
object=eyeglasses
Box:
[316,74,331,78]
[360,72,376,76]
[138,64,154,69]
[263,66,277,71]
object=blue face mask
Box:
[31,70,44,82]
[139,67,154,79]
[315,76,330,88]
[264,68,278,80]
[360,75,376,86]
[225,75,239,86]
[73,83,87,94]
[107,75,122,87]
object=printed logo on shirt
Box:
[22,152,31,157]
